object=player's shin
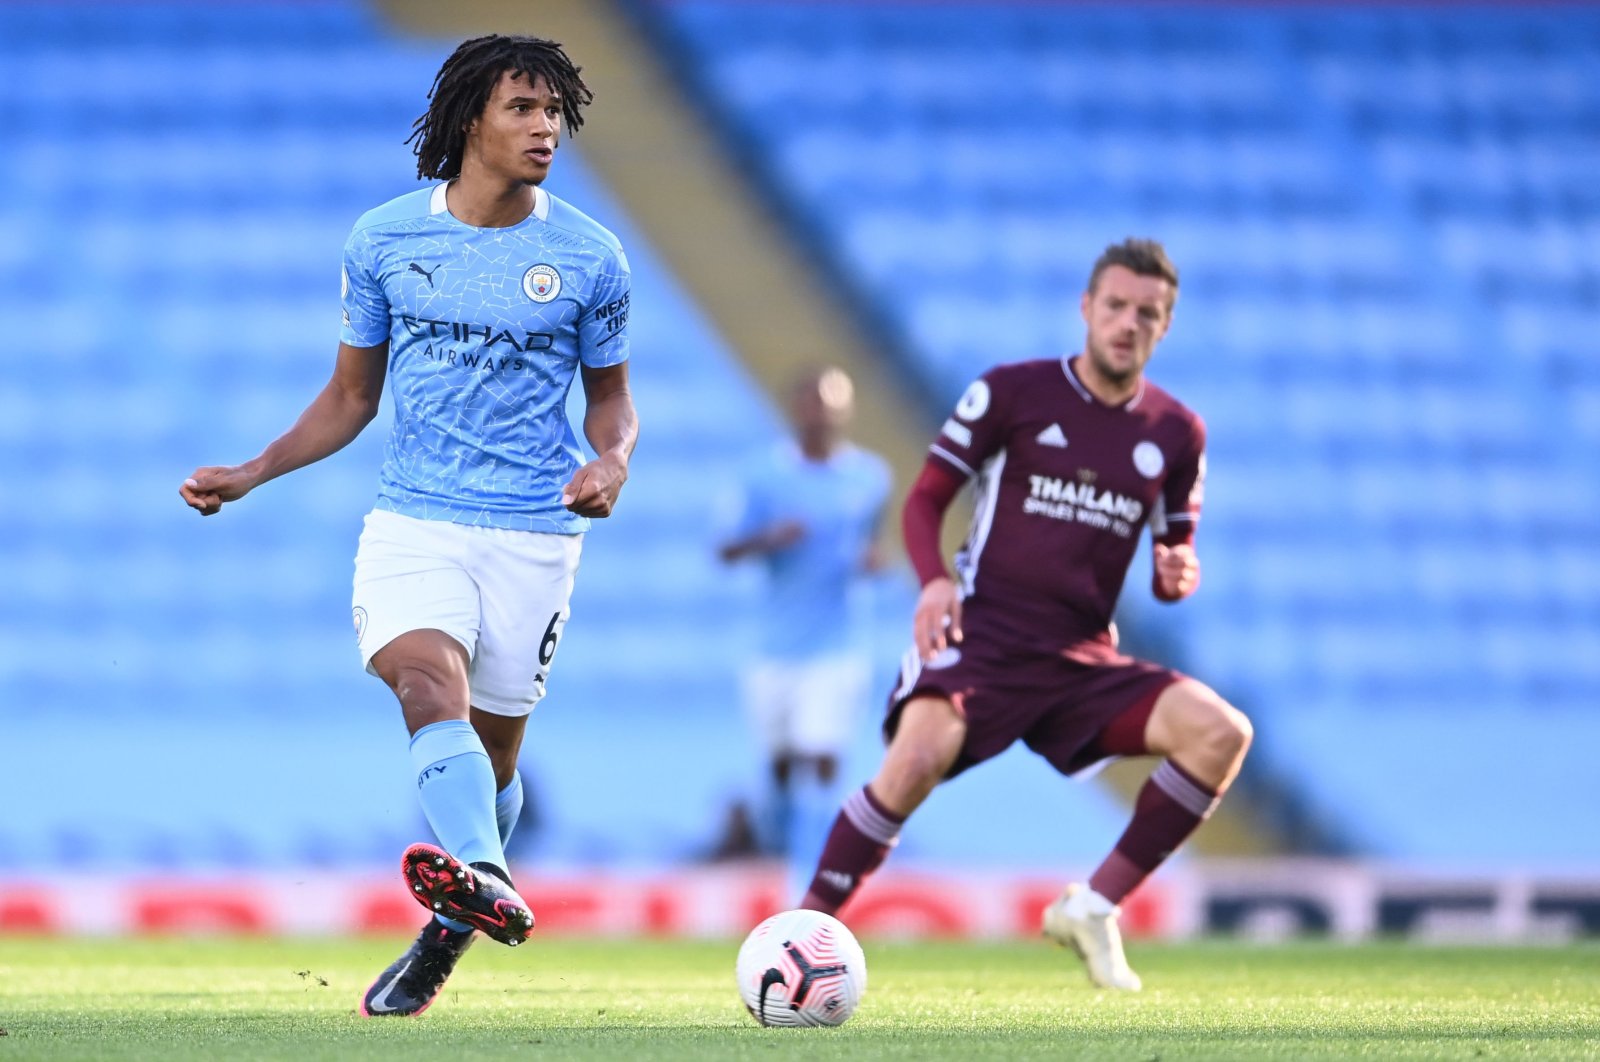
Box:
[1088,760,1221,904]
[410,720,510,875]
[798,785,904,915]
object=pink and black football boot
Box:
[359,918,475,1017]
[400,842,535,947]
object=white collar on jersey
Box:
[1061,354,1145,411]
[429,182,550,222]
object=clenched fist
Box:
[179,464,260,516]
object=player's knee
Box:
[388,659,467,721]
[900,741,954,787]
[1162,683,1250,764]
[878,697,964,806]
[1195,697,1252,764]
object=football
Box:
[735,909,867,1027]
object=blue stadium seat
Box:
[664,1,1600,864]
[0,1,918,870]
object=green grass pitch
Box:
[3,937,1597,1060]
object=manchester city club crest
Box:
[523,264,562,303]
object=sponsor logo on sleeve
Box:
[941,418,973,448]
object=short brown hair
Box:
[1087,238,1179,301]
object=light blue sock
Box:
[413,721,508,934]
[441,774,521,934]
[411,719,508,874]
[495,771,524,849]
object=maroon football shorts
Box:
[885,616,1185,779]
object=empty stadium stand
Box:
[655,1,1600,864]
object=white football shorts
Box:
[743,653,872,758]
[351,508,582,717]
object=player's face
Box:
[791,369,854,438]
[1080,265,1175,384]
[467,70,562,185]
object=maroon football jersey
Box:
[928,355,1206,659]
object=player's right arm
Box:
[718,521,807,562]
[906,372,1010,660]
[716,462,804,562]
[905,459,967,660]
[179,341,388,515]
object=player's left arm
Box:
[563,243,637,518]
[1152,417,1207,602]
[562,361,637,518]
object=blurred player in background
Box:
[719,367,891,891]
[797,240,1251,992]
[179,35,637,1016]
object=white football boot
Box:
[1041,883,1143,991]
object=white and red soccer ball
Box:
[735,909,867,1027]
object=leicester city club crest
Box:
[1132,440,1165,478]
[523,264,562,303]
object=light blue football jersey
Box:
[340,182,630,533]
[729,442,892,660]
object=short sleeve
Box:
[579,246,631,368]
[720,460,770,542]
[928,370,1010,479]
[339,228,390,348]
[1151,415,1207,546]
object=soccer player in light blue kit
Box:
[179,36,638,1017]
[719,367,891,889]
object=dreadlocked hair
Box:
[407,34,594,181]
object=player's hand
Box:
[561,451,629,517]
[1154,543,1200,599]
[913,576,964,662]
[180,464,259,516]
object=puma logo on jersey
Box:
[408,262,440,287]
[1035,424,1068,448]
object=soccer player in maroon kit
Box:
[798,239,1252,991]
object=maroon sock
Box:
[1089,760,1220,904]
[799,785,905,915]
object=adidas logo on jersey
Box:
[1036,423,1068,448]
